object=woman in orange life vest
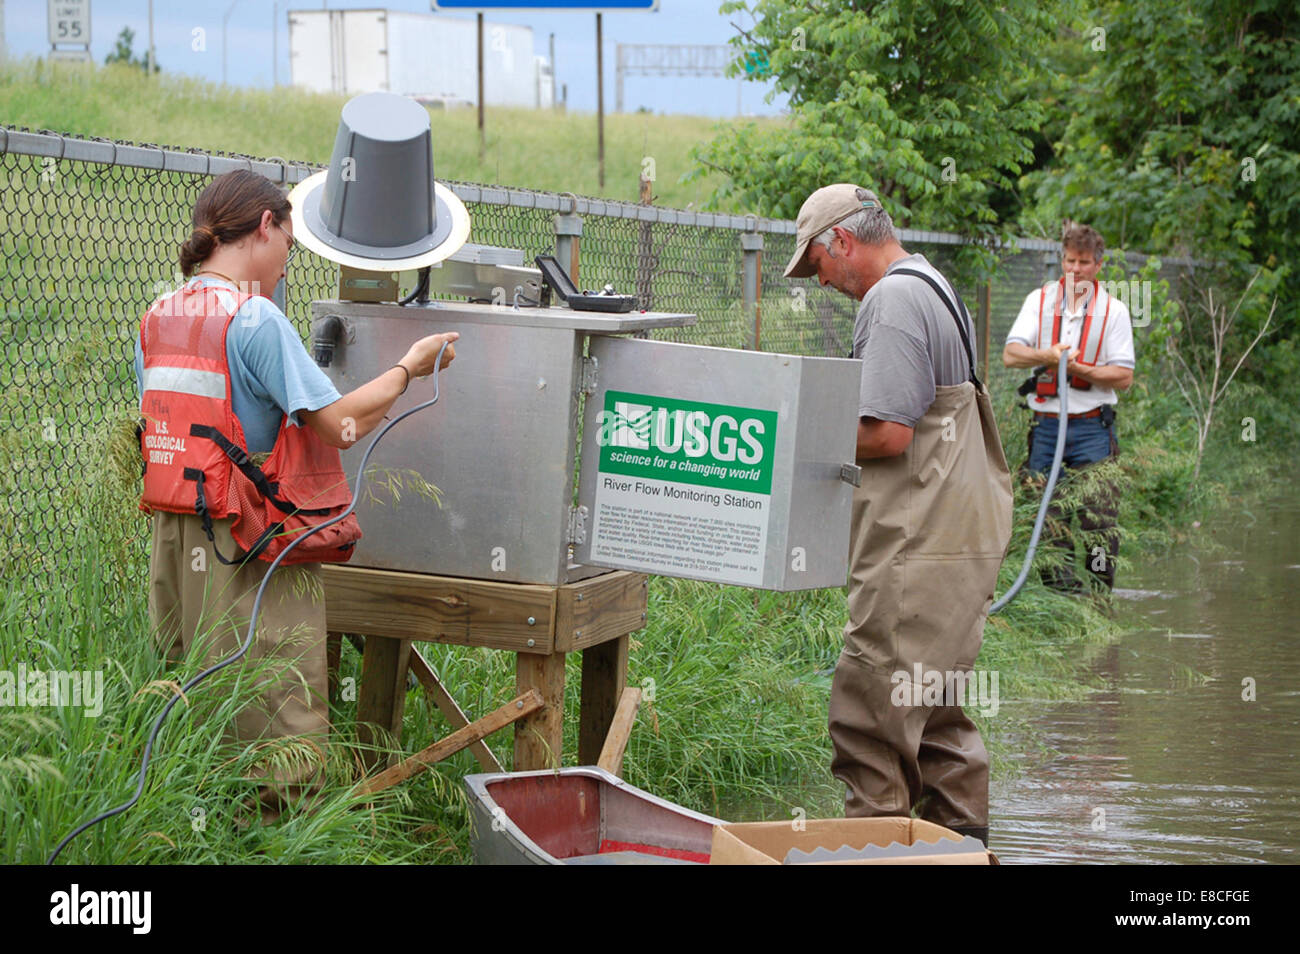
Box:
[136,170,457,820]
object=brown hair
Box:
[179,170,292,276]
[1061,221,1105,263]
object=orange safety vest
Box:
[138,281,361,565]
[1033,278,1112,399]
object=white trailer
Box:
[288,8,554,108]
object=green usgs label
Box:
[596,390,778,494]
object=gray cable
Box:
[48,342,450,864]
[990,350,1071,614]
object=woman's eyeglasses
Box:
[277,222,298,266]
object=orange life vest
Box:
[1034,278,1112,400]
[138,280,361,565]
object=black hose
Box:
[47,342,452,864]
[398,267,431,306]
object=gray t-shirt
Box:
[854,253,975,427]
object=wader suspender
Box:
[889,267,981,389]
[183,426,335,567]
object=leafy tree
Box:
[690,0,1060,249]
[104,26,160,74]
[1019,0,1297,334]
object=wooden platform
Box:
[322,565,647,775]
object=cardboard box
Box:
[709,817,998,865]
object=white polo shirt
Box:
[1005,281,1136,415]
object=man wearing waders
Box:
[1003,224,1134,592]
[785,184,1013,847]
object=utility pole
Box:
[222,0,240,86]
[596,13,604,189]
[477,13,485,163]
[549,32,556,111]
[147,0,156,75]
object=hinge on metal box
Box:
[840,463,863,487]
[580,356,599,395]
[567,505,589,545]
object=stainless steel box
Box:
[314,298,695,585]
[574,337,860,591]
[314,299,860,590]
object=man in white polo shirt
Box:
[1002,224,1135,592]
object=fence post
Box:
[634,172,654,311]
[1041,249,1059,284]
[554,211,583,286]
[976,278,991,381]
[741,230,763,350]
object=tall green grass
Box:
[5,369,1293,863]
[0,57,751,210]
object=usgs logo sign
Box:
[597,399,767,464]
[593,391,778,495]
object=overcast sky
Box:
[4,0,789,117]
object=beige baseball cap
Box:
[783,183,882,278]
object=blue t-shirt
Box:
[134,276,342,454]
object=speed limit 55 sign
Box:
[49,0,91,46]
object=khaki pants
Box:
[148,510,329,821]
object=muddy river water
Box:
[991,495,1300,863]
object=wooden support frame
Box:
[596,686,642,777]
[356,689,543,796]
[407,646,503,772]
[578,633,629,765]
[355,635,411,772]
[514,651,566,770]
[322,566,648,781]
[323,566,558,653]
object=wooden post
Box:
[355,690,542,796]
[578,634,629,765]
[326,631,342,703]
[356,635,412,772]
[514,651,566,770]
[596,686,641,778]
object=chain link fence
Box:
[0,126,1186,629]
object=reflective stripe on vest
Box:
[1036,278,1112,369]
[138,282,252,519]
[141,366,227,400]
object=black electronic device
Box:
[534,255,638,313]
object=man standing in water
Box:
[1003,224,1134,592]
[785,184,1012,847]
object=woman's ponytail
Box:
[178,172,292,276]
